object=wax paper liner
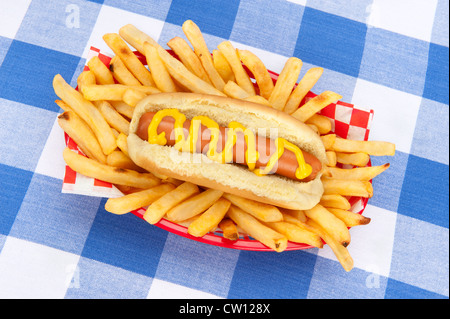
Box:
[61,46,374,251]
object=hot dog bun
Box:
[127,92,327,210]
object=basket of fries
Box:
[54,21,395,271]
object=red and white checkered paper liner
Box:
[61,47,374,251]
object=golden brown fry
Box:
[223,193,283,222]
[305,204,351,247]
[55,99,73,113]
[319,194,351,210]
[57,111,107,164]
[77,70,96,92]
[109,55,141,86]
[326,151,337,167]
[307,219,354,272]
[265,220,323,248]
[105,183,175,215]
[63,147,160,189]
[305,114,332,135]
[269,57,303,111]
[109,101,134,119]
[321,133,336,150]
[331,137,396,156]
[165,188,224,222]
[218,218,239,241]
[103,33,155,87]
[151,42,226,96]
[322,178,373,198]
[182,20,225,91]
[168,36,212,84]
[291,91,342,122]
[53,74,117,155]
[237,49,274,99]
[119,24,160,54]
[144,182,200,224]
[96,100,130,135]
[122,88,148,107]
[223,80,250,99]
[188,198,231,237]
[80,84,159,101]
[218,41,255,96]
[283,67,323,114]
[212,49,235,83]
[116,132,129,155]
[106,150,145,172]
[87,55,115,85]
[327,208,371,227]
[279,208,307,223]
[243,95,272,107]
[335,152,370,167]
[326,164,390,181]
[144,42,177,93]
[227,205,287,252]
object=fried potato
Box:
[322,178,374,198]
[109,55,142,86]
[188,198,231,237]
[212,49,235,83]
[283,67,323,114]
[291,91,342,123]
[269,57,303,111]
[237,49,274,99]
[223,193,283,222]
[103,33,155,87]
[218,218,239,241]
[53,74,117,155]
[327,208,371,227]
[63,147,160,188]
[144,42,177,93]
[227,205,287,252]
[331,137,396,156]
[218,41,255,96]
[144,182,200,224]
[57,111,106,164]
[182,20,225,91]
[87,55,115,85]
[105,184,175,215]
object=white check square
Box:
[367,0,438,42]
[0,0,31,39]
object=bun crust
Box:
[128,92,326,210]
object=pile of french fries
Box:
[54,20,395,272]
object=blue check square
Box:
[15,0,101,57]
[227,250,317,298]
[104,0,173,21]
[81,200,169,278]
[0,40,79,112]
[0,164,33,236]
[166,0,240,39]
[230,0,305,57]
[398,155,449,228]
[294,7,367,77]
[359,28,429,96]
[423,43,449,105]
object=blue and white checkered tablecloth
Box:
[0,0,448,300]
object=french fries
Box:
[168,36,212,84]
[53,74,117,155]
[218,41,255,96]
[165,188,224,222]
[105,183,175,215]
[223,193,283,222]
[237,49,274,99]
[143,42,177,93]
[103,33,155,87]
[144,182,200,224]
[291,91,342,122]
[187,198,231,237]
[227,205,287,252]
[63,147,160,188]
[55,22,396,272]
[284,67,323,114]
[182,20,225,91]
[268,57,303,111]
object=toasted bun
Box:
[127,92,326,210]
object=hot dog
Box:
[127,92,327,210]
[135,112,322,182]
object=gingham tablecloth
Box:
[0,0,448,300]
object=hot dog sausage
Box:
[136,112,322,182]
